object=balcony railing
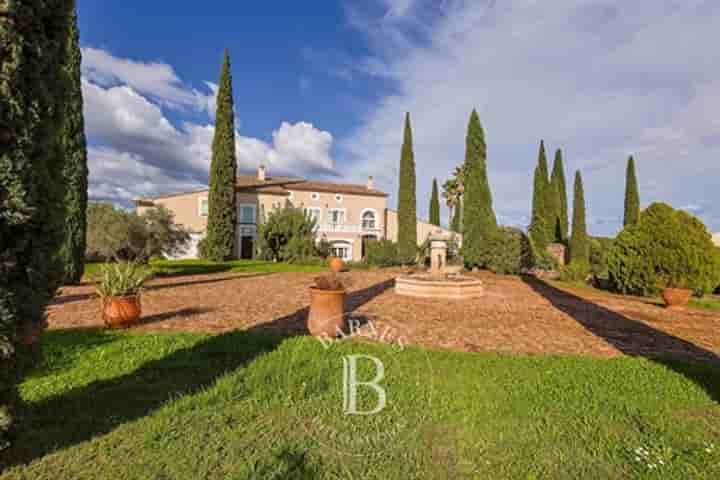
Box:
[317,223,381,234]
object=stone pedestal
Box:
[430,240,447,276]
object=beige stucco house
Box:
[136,166,455,261]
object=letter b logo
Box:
[342,355,386,415]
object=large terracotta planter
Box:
[308,287,346,337]
[661,288,692,309]
[328,256,344,273]
[102,295,142,328]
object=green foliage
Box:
[589,237,615,279]
[570,171,589,264]
[608,203,720,296]
[203,51,238,261]
[550,149,569,242]
[559,261,592,283]
[529,140,551,250]
[256,207,317,263]
[483,227,534,275]
[451,198,462,233]
[85,204,190,262]
[95,262,152,299]
[462,109,497,268]
[397,113,417,263]
[0,0,75,448]
[623,155,640,227]
[314,237,331,259]
[365,240,401,267]
[429,178,440,226]
[58,7,88,285]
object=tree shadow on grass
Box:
[522,275,720,402]
[1,278,395,469]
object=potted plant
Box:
[96,262,152,328]
[308,274,346,337]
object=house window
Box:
[199,198,209,217]
[304,207,321,223]
[311,192,320,201]
[362,210,376,230]
[335,194,343,202]
[328,208,345,225]
[329,240,352,261]
[239,204,256,224]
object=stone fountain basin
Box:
[395,274,483,299]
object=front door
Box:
[240,236,254,260]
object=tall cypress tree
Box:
[623,155,640,227]
[462,109,497,267]
[1,0,73,447]
[202,50,238,261]
[429,178,440,226]
[529,140,550,250]
[550,148,568,242]
[59,5,88,284]
[397,113,417,263]
[570,171,589,263]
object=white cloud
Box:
[82,47,217,114]
[82,49,337,204]
[341,0,720,234]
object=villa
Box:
[136,166,452,261]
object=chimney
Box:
[366,175,375,190]
[257,164,266,182]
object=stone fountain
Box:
[395,231,484,299]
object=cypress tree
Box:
[397,113,417,263]
[623,155,640,227]
[550,148,568,242]
[59,6,88,284]
[570,171,589,263]
[1,0,74,447]
[202,51,238,261]
[429,178,440,226]
[528,140,550,250]
[462,109,497,267]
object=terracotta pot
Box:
[328,256,344,273]
[102,295,142,328]
[308,287,346,337]
[661,288,692,309]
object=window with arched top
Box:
[362,210,376,230]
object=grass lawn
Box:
[2,330,719,479]
[691,296,720,311]
[83,259,327,281]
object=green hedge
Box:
[366,240,402,267]
[484,227,534,275]
[607,203,720,296]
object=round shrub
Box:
[559,261,591,283]
[484,227,534,275]
[589,236,614,279]
[366,240,401,267]
[607,203,720,296]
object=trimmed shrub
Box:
[559,261,592,283]
[366,240,401,267]
[608,203,720,296]
[483,227,534,275]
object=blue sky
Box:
[78,0,720,236]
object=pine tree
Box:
[202,50,238,261]
[462,109,497,267]
[570,171,589,263]
[397,113,417,263]
[429,178,440,226]
[529,140,550,250]
[1,0,74,447]
[550,148,568,242]
[623,155,640,227]
[59,6,88,284]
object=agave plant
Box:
[95,262,152,299]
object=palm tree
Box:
[442,164,466,228]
